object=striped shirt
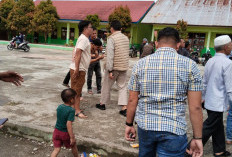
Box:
[128,47,202,135]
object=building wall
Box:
[152,24,232,56]
[131,23,153,49]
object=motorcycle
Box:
[7,37,30,52]
[190,51,200,64]
[129,45,137,58]
[202,50,212,66]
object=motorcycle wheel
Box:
[7,45,13,51]
[23,45,30,52]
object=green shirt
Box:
[55,104,75,132]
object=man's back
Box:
[203,53,232,112]
[129,47,202,135]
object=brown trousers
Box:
[70,69,86,97]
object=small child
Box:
[51,88,79,157]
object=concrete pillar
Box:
[151,25,155,42]
[206,31,211,51]
[66,23,70,45]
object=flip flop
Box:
[75,111,88,118]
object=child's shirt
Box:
[55,104,75,132]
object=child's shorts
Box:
[53,128,71,148]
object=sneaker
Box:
[97,90,101,94]
[119,109,127,117]
[96,104,106,110]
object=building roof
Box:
[142,0,232,27]
[35,0,154,23]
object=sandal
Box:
[88,89,93,94]
[75,111,88,118]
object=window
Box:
[51,29,57,39]
[188,33,206,51]
[70,28,75,40]
[61,27,67,40]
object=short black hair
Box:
[157,27,180,43]
[110,20,121,31]
[92,38,102,46]
[92,27,97,31]
[61,88,77,104]
[185,41,190,48]
[78,20,91,33]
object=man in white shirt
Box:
[201,35,232,157]
[70,20,93,118]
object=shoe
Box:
[119,109,127,117]
[214,151,231,157]
[62,83,70,88]
[88,89,93,94]
[226,140,232,145]
[97,90,101,94]
[96,104,106,110]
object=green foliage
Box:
[7,0,35,34]
[108,5,132,33]
[85,14,100,29]
[31,0,59,43]
[176,19,188,40]
[69,40,74,46]
[0,0,15,31]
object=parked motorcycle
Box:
[202,50,212,66]
[7,37,30,52]
[129,45,137,58]
[190,51,200,64]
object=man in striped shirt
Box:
[125,27,203,157]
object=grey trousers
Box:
[100,70,128,106]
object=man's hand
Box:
[0,71,23,86]
[73,70,79,79]
[125,126,136,141]
[109,72,114,79]
[186,139,203,157]
[99,54,104,59]
[70,137,76,146]
[0,125,3,129]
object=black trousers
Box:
[63,71,70,85]
[202,110,226,154]
[87,61,101,91]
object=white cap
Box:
[214,35,231,47]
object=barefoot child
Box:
[51,89,79,157]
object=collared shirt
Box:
[128,47,202,135]
[203,53,232,112]
[70,34,91,72]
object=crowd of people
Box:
[59,19,232,157]
[1,19,232,157]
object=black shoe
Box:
[119,109,127,117]
[97,90,101,94]
[96,104,106,110]
[214,151,231,157]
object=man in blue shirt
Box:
[125,27,203,157]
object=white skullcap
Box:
[143,38,148,42]
[214,35,231,47]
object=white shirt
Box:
[70,34,91,72]
[203,53,232,112]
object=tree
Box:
[0,0,15,31]
[7,0,35,34]
[31,0,59,43]
[108,5,132,33]
[176,19,188,40]
[85,14,100,29]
